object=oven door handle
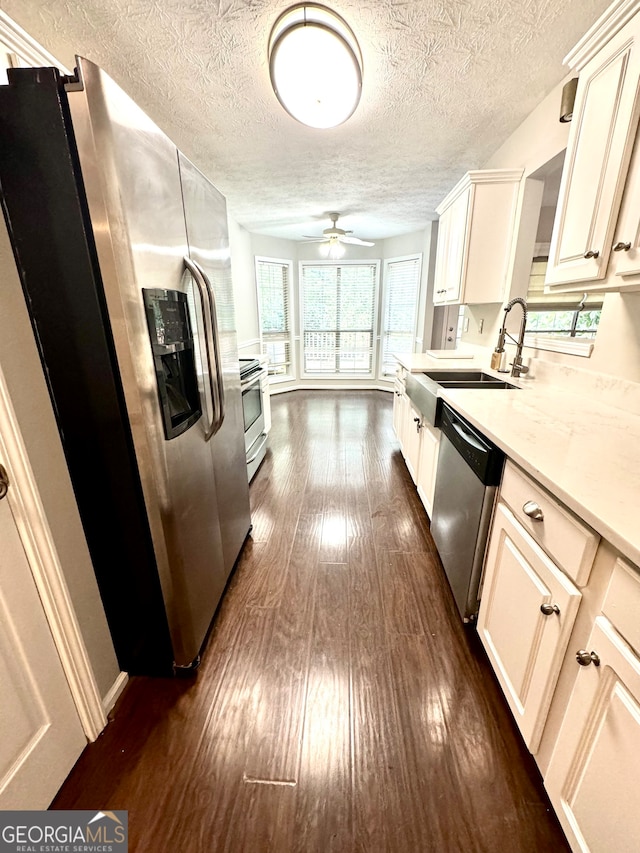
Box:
[241,371,264,391]
[184,256,223,440]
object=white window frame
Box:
[299,259,380,380]
[255,256,295,383]
[523,254,600,358]
[379,253,423,379]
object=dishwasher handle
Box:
[439,402,504,486]
[450,418,487,453]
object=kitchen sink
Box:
[405,369,518,427]
[423,370,518,390]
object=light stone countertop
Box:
[393,351,640,567]
[436,384,640,568]
[394,351,481,372]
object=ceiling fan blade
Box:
[302,237,328,242]
[341,236,375,246]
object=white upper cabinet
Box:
[607,120,640,286]
[546,4,640,290]
[433,169,523,305]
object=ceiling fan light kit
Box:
[268,4,363,129]
[321,237,345,260]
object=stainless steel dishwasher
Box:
[431,402,504,622]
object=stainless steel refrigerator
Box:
[0,58,251,675]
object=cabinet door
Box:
[433,204,452,305]
[416,423,439,517]
[478,503,581,753]
[261,374,271,433]
[607,123,640,286]
[433,188,470,304]
[545,616,640,853]
[403,402,422,484]
[546,17,640,288]
[392,388,408,452]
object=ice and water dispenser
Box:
[143,288,201,439]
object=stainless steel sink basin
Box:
[436,379,518,389]
[423,370,518,390]
[425,370,500,383]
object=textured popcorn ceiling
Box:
[1,0,612,240]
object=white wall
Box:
[0,222,120,699]
[461,75,640,384]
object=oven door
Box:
[241,370,266,452]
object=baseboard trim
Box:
[102,672,129,716]
[270,383,393,395]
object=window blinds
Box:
[256,259,292,375]
[301,263,378,376]
[380,256,422,376]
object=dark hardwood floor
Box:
[52,390,569,853]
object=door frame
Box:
[0,365,106,741]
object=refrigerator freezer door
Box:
[69,58,228,666]
[178,153,251,575]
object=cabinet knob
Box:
[540,603,560,616]
[523,500,544,521]
[613,241,631,252]
[576,649,600,667]
[0,464,8,501]
[583,250,600,259]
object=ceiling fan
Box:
[303,212,375,247]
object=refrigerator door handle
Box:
[184,256,222,440]
[187,257,226,434]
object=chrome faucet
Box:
[496,297,529,378]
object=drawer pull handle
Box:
[576,649,600,667]
[413,417,422,432]
[523,500,544,521]
[540,603,560,616]
[613,241,631,252]
[584,250,600,259]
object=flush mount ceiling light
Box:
[268,4,363,129]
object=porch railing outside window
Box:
[301,262,379,377]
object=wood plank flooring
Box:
[52,390,570,853]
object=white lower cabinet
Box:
[544,615,640,853]
[403,401,422,484]
[478,502,582,752]
[392,385,408,454]
[260,369,271,433]
[416,422,439,517]
[391,374,440,517]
